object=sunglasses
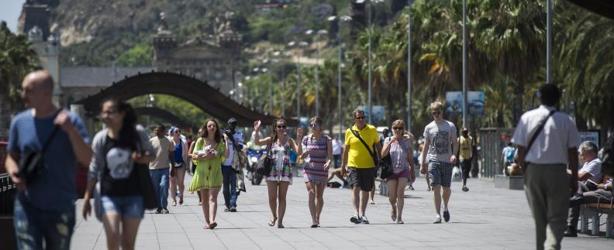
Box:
[355,116,365,120]
[310,123,320,128]
[392,127,403,130]
[277,125,287,128]
[432,111,441,115]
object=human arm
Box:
[381,137,395,158]
[341,144,349,176]
[450,127,459,164]
[420,139,430,174]
[568,147,579,192]
[252,120,272,146]
[4,153,24,190]
[324,137,333,170]
[55,111,93,167]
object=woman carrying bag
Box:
[252,118,302,228]
[82,99,154,250]
[380,119,414,224]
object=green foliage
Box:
[0,22,39,108]
[117,43,153,67]
[128,94,208,129]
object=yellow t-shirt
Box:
[458,136,473,160]
[345,124,379,168]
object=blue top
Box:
[173,141,183,164]
[8,109,90,211]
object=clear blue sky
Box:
[0,0,26,32]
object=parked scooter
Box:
[246,148,266,185]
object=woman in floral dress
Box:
[253,118,302,228]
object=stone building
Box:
[152,12,241,94]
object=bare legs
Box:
[200,188,220,229]
[306,182,326,226]
[267,181,290,228]
[432,185,451,215]
[387,177,408,223]
[170,167,186,205]
[102,213,141,250]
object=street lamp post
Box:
[328,15,352,138]
[358,0,384,124]
[406,0,412,132]
[288,41,309,120]
[306,29,328,117]
[462,0,468,129]
[546,0,552,84]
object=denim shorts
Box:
[428,161,453,187]
[100,195,144,219]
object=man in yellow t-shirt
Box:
[457,128,473,192]
[341,108,380,224]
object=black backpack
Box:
[600,136,614,177]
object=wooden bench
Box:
[580,202,614,238]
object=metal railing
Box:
[478,128,513,178]
[1,173,15,215]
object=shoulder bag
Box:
[256,142,273,176]
[18,109,62,183]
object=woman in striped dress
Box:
[253,118,302,228]
[298,116,332,228]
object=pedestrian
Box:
[149,124,174,214]
[341,108,380,224]
[381,120,414,224]
[420,101,458,224]
[502,142,517,175]
[4,70,92,249]
[189,119,227,229]
[512,83,579,250]
[221,117,244,212]
[169,127,188,206]
[298,116,332,227]
[457,127,473,192]
[565,141,602,237]
[252,118,302,228]
[82,99,153,250]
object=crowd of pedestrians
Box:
[5,70,614,250]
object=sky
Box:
[0,0,26,32]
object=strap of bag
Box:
[525,110,556,154]
[41,109,63,153]
[351,129,378,166]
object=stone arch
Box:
[76,71,296,127]
[133,106,197,131]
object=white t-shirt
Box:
[423,120,457,163]
[223,130,244,166]
[511,105,580,165]
[332,138,342,155]
[579,158,602,183]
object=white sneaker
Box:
[433,215,442,224]
[361,216,370,224]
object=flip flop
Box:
[209,222,218,229]
[268,218,277,227]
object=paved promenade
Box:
[71,176,612,249]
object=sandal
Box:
[277,224,285,229]
[209,222,218,229]
[268,218,277,227]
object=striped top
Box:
[302,135,330,177]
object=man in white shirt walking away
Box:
[512,83,580,250]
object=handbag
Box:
[256,143,273,176]
[135,141,157,210]
[18,110,61,183]
[379,154,393,179]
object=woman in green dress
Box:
[189,119,227,229]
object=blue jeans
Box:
[221,165,238,209]
[149,168,170,209]
[13,198,75,250]
[100,195,145,219]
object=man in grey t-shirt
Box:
[420,101,458,224]
[149,124,174,214]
